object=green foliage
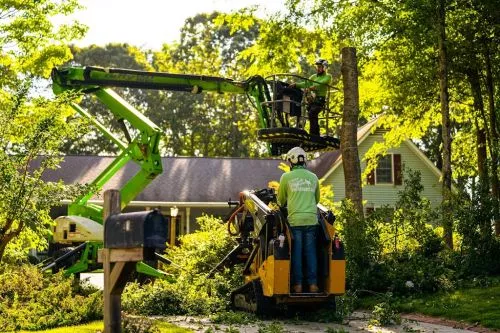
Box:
[335,199,380,291]
[0,264,102,331]
[210,311,258,325]
[257,322,285,333]
[451,182,500,277]
[122,314,159,333]
[397,281,500,330]
[368,293,401,326]
[333,291,357,322]
[366,170,452,295]
[0,0,86,79]
[224,326,240,333]
[0,89,92,262]
[338,169,454,294]
[123,215,241,315]
[0,0,89,261]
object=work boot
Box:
[309,284,319,293]
[293,284,303,293]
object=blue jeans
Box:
[291,225,318,286]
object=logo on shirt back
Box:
[289,178,315,192]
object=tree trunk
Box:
[485,43,500,236]
[437,0,453,249]
[0,232,18,262]
[435,125,444,171]
[467,69,489,190]
[341,47,364,216]
[475,120,489,189]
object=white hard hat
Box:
[315,58,329,68]
[287,147,307,164]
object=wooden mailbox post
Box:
[101,189,167,333]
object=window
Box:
[376,155,392,183]
[367,154,402,185]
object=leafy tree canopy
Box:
[0,0,89,261]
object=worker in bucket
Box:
[289,59,332,136]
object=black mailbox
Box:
[104,209,168,250]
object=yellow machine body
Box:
[251,221,346,302]
[225,190,346,313]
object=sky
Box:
[59,0,286,50]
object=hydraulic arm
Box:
[52,66,273,130]
[50,66,275,222]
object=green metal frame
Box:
[50,66,274,277]
[63,241,100,276]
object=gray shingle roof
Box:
[38,156,288,202]
[37,153,339,203]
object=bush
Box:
[452,183,500,277]
[338,169,456,295]
[123,215,242,316]
[257,322,285,333]
[0,264,102,331]
[369,298,401,326]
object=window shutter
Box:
[365,207,375,216]
[394,154,402,185]
[367,169,375,185]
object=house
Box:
[310,117,444,213]
[43,118,444,238]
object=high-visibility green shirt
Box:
[277,165,320,227]
[296,72,332,97]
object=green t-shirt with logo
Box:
[277,166,320,227]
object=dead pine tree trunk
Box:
[341,47,363,216]
[437,0,453,249]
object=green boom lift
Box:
[41,66,340,277]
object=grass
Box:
[16,321,103,333]
[15,320,193,333]
[156,321,194,332]
[397,284,500,329]
[359,282,500,330]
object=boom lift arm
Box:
[51,66,274,222]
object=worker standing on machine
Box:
[277,147,320,293]
[289,59,332,136]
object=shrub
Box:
[123,215,242,316]
[257,322,285,333]
[369,296,401,326]
[210,311,257,325]
[452,183,500,277]
[337,169,455,295]
[0,264,102,331]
